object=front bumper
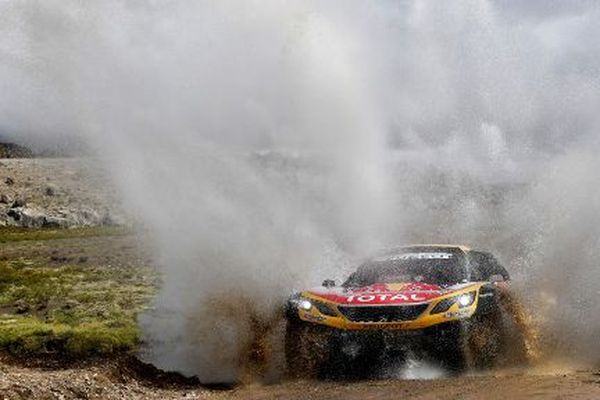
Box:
[293,286,484,331]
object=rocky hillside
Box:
[0,158,126,227]
[0,142,33,158]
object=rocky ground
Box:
[2,157,600,399]
[0,143,33,159]
[0,158,126,227]
[2,356,600,400]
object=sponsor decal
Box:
[382,323,408,329]
[444,309,471,319]
[349,323,421,331]
[346,293,427,303]
[386,283,409,291]
[375,252,453,262]
[307,282,443,305]
[301,313,325,322]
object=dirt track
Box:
[2,158,599,399]
[2,358,600,400]
[231,371,600,400]
[4,233,593,400]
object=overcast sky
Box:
[494,0,597,20]
[1,0,599,154]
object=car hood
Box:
[306,282,472,306]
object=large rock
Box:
[0,142,34,158]
[1,205,126,228]
[5,207,69,228]
[10,197,26,208]
[45,184,58,196]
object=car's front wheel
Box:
[425,313,504,373]
[425,322,469,373]
[464,310,505,369]
[431,291,532,373]
[285,318,331,379]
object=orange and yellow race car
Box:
[285,245,529,378]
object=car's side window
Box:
[468,251,510,281]
[467,251,485,281]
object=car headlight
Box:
[457,292,475,307]
[299,299,312,311]
[293,297,338,316]
[431,291,476,314]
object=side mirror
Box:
[322,279,336,288]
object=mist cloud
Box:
[2,0,600,380]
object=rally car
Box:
[285,245,529,378]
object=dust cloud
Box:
[1,0,600,381]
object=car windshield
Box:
[343,249,468,287]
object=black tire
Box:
[285,318,331,379]
[426,316,503,373]
[463,290,532,370]
[464,310,504,370]
[495,290,535,366]
[427,322,468,373]
[325,332,385,380]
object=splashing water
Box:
[400,358,446,380]
[2,0,600,382]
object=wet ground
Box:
[2,159,600,399]
[2,355,600,400]
[2,224,598,399]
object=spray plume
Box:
[1,0,600,381]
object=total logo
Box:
[346,293,426,303]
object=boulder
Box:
[14,299,31,314]
[0,142,34,158]
[45,184,58,196]
[11,198,26,208]
[6,207,70,228]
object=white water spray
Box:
[2,0,600,381]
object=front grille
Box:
[338,304,429,323]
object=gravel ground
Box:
[2,356,600,400]
[2,158,600,399]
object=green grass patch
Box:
[0,225,131,243]
[0,258,156,357]
[0,317,139,356]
